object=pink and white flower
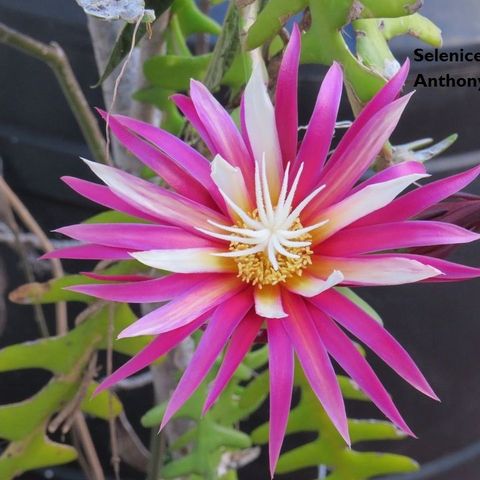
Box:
[48,25,480,475]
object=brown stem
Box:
[0,22,107,165]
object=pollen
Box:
[231,216,313,287]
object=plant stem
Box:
[0,22,108,165]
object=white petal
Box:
[130,248,236,273]
[254,285,287,318]
[286,270,344,297]
[244,63,283,198]
[312,173,429,244]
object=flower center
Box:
[198,158,329,287]
[231,214,313,287]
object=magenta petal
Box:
[81,272,152,282]
[320,221,480,256]
[309,289,438,400]
[67,274,204,303]
[189,79,253,186]
[310,305,413,436]
[275,24,300,166]
[203,310,262,413]
[56,223,217,250]
[100,113,216,208]
[118,275,245,337]
[161,289,253,429]
[62,176,157,222]
[95,311,210,394]
[355,163,480,227]
[42,244,130,260]
[266,317,294,476]
[294,63,343,200]
[170,94,216,154]
[306,93,413,216]
[393,254,480,282]
[282,291,350,444]
[84,160,228,234]
[350,161,427,195]
[326,60,410,173]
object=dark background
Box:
[1,1,480,479]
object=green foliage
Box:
[141,346,269,479]
[247,0,442,104]
[251,366,419,479]
[0,303,149,478]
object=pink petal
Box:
[170,94,216,153]
[355,164,480,227]
[275,24,300,166]
[310,255,441,286]
[254,284,287,318]
[189,79,253,186]
[161,289,253,428]
[42,244,130,260]
[84,160,228,234]
[203,310,262,413]
[324,60,410,173]
[56,223,218,250]
[293,63,343,201]
[305,94,413,216]
[266,318,294,476]
[81,272,152,282]
[62,176,157,222]
[309,304,413,436]
[320,221,480,256]
[390,253,480,282]
[66,274,204,303]
[350,161,427,195]
[282,291,350,444]
[118,275,245,337]
[96,311,211,394]
[309,289,438,399]
[100,112,215,207]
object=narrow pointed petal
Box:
[170,94,216,153]
[355,164,480,227]
[350,161,427,195]
[81,272,152,282]
[306,93,413,215]
[267,319,294,475]
[310,305,413,436]
[320,221,480,256]
[324,60,410,174]
[96,311,210,394]
[203,311,262,413]
[161,289,253,428]
[310,173,428,244]
[211,154,252,214]
[294,63,343,200]
[309,289,438,399]
[275,24,300,165]
[189,79,253,183]
[42,244,130,260]
[99,112,215,207]
[282,291,350,444]
[130,248,236,274]
[286,270,344,297]
[254,284,287,318]
[83,159,228,233]
[67,274,203,303]
[118,275,245,337]
[56,224,217,251]
[62,176,157,222]
[388,254,480,282]
[244,64,283,197]
[311,255,441,286]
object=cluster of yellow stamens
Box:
[231,216,313,287]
